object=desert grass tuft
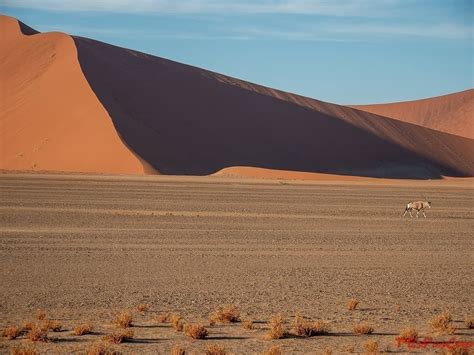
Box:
[103,329,134,344]
[352,322,375,335]
[44,320,62,332]
[26,325,50,342]
[209,304,240,324]
[170,344,186,355]
[267,314,288,340]
[323,348,333,355]
[2,326,22,340]
[184,323,208,339]
[35,310,46,321]
[363,340,379,354]
[21,322,34,332]
[293,312,330,337]
[170,313,184,332]
[262,345,281,355]
[347,298,359,311]
[10,345,38,355]
[430,312,455,335]
[86,340,119,355]
[114,311,133,328]
[205,343,226,355]
[464,316,474,329]
[242,318,255,330]
[137,304,149,313]
[157,312,171,323]
[396,327,418,343]
[73,323,93,336]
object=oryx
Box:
[403,201,432,218]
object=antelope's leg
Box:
[416,210,419,218]
[403,210,407,217]
[423,211,426,218]
[409,210,413,218]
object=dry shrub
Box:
[103,329,134,344]
[35,310,46,321]
[44,320,62,332]
[137,304,149,313]
[10,345,38,355]
[267,314,287,340]
[86,341,119,355]
[352,322,374,335]
[2,326,21,340]
[262,345,281,355]
[363,340,379,354]
[170,313,184,332]
[157,312,171,323]
[347,298,359,311]
[73,323,93,336]
[293,312,329,337]
[243,319,254,330]
[184,323,208,339]
[209,304,240,324]
[26,325,49,342]
[397,327,418,342]
[430,312,455,335]
[205,343,226,355]
[22,322,34,331]
[170,344,186,355]
[464,316,474,329]
[114,311,133,328]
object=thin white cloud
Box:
[234,27,360,42]
[324,22,473,40]
[12,1,471,41]
[38,25,252,40]
[234,21,473,41]
[2,0,396,16]
[37,21,473,42]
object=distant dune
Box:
[0,15,154,174]
[352,90,474,139]
[1,15,473,179]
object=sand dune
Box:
[74,36,474,178]
[1,16,473,178]
[352,90,474,139]
[0,15,154,174]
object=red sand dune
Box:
[352,90,474,139]
[0,15,154,174]
[73,36,474,178]
[214,166,474,187]
[1,16,474,179]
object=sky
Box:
[1,0,472,104]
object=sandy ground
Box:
[0,173,473,354]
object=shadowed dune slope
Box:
[73,36,474,178]
[0,15,154,174]
[352,90,474,139]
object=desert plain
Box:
[0,172,472,354]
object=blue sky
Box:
[1,0,472,104]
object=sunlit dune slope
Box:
[352,89,474,139]
[0,15,154,174]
